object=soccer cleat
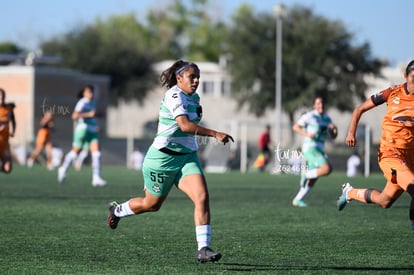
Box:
[92,176,107,187]
[107,201,120,229]
[292,199,308,207]
[337,182,353,211]
[196,247,222,263]
[57,167,66,183]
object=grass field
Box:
[1,165,414,274]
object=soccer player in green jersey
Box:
[107,60,234,263]
[292,96,337,207]
[58,85,106,186]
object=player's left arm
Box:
[9,104,16,137]
[176,115,234,145]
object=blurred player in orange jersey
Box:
[338,60,414,252]
[0,88,16,174]
[27,111,54,170]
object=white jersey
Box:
[74,97,98,133]
[152,85,202,153]
[297,109,332,152]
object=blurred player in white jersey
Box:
[58,85,106,186]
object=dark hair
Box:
[405,60,414,76]
[77,84,95,98]
[160,60,200,89]
[0,88,5,101]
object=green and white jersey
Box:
[152,85,202,153]
[297,109,332,152]
[74,97,98,133]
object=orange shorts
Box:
[378,145,414,199]
[36,128,51,147]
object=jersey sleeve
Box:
[165,91,188,119]
[296,112,309,128]
[371,87,392,106]
[74,99,85,112]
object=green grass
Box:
[1,165,414,274]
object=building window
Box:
[221,80,230,96]
[202,81,215,96]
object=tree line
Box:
[0,0,385,125]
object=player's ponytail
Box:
[160,60,199,89]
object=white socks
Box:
[61,150,77,170]
[196,224,211,250]
[76,150,88,165]
[61,150,103,179]
[293,185,313,201]
[305,169,318,179]
[91,151,101,178]
[115,201,135,217]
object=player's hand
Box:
[345,133,357,147]
[328,125,338,139]
[215,132,234,145]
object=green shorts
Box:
[142,146,203,197]
[303,147,328,170]
[73,128,99,149]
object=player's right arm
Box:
[345,98,376,148]
[72,110,95,120]
[292,122,314,139]
[71,100,95,120]
[346,88,391,148]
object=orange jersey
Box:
[371,83,414,149]
[0,104,13,123]
[0,104,13,140]
[0,104,14,158]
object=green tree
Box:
[40,0,227,104]
[145,0,227,61]
[227,5,385,141]
[41,14,157,104]
[0,42,24,54]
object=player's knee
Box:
[328,162,333,172]
[326,166,332,175]
[379,200,394,209]
[382,203,393,209]
[145,200,163,212]
[196,191,209,205]
[320,163,332,176]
